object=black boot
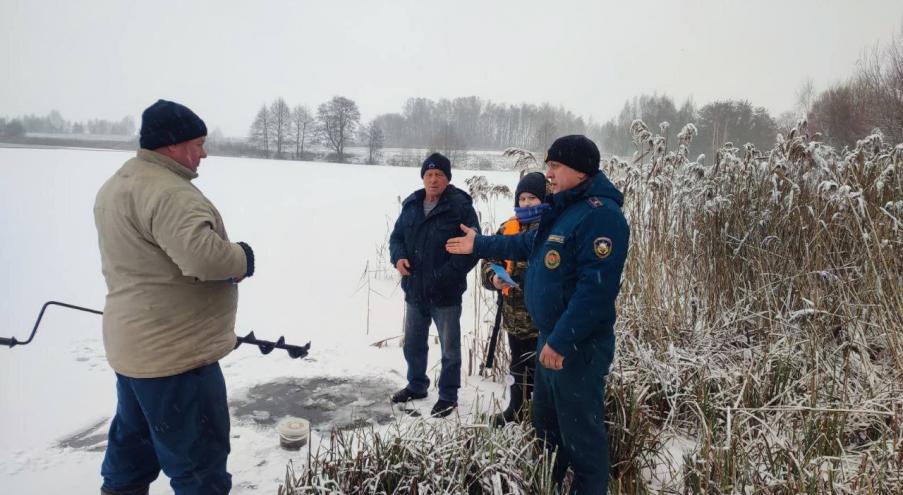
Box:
[391,387,427,403]
[101,486,149,495]
[431,399,457,418]
[492,382,524,427]
[506,381,525,419]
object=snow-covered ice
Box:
[0,147,520,493]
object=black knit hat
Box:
[139,99,207,150]
[545,135,600,177]
[514,172,548,207]
[421,152,451,180]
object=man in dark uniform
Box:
[389,152,479,418]
[446,135,629,494]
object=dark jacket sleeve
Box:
[473,229,536,262]
[389,208,408,266]
[434,203,480,283]
[546,207,629,358]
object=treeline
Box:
[371,96,785,160]
[246,82,901,165]
[602,27,903,157]
[243,23,901,164]
[805,26,903,147]
[244,95,586,163]
[0,110,136,138]
[243,93,783,164]
[596,96,777,158]
[247,96,384,164]
[373,97,591,152]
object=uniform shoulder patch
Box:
[593,237,613,259]
[587,197,604,208]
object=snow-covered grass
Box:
[279,405,558,495]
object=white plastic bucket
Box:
[276,417,310,450]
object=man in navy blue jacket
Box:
[447,136,629,494]
[389,152,479,418]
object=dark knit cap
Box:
[139,99,207,150]
[545,134,600,176]
[514,172,548,207]
[421,152,452,180]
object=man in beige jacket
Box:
[94,99,254,495]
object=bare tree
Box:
[775,111,798,135]
[360,119,385,164]
[430,120,466,163]
[249,104,271,158]
[317,96,360,163]
[0,118,26,138]
[291,105,314,159]
[808,82,870,147]
[805,23,903,146]
[533,120,557,151]
[269,98,292,159]
[795,78,816,119]
[853,26,903,144]
[695,100,776,153]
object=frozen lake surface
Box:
[0,147,521,493]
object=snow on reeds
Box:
[609,119,902,493]
[283,120,902,493]
[279,411,558,494]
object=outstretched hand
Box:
[445,224,477,254]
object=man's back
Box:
[94,149,245,379]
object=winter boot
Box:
[491,382,525,427]
[101,486,149,495]
[391,387,427,403]
[431,399,457,418]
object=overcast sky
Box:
[2,0,902,137]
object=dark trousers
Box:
[101,362,232,495]
[533,334,610,495]
[505,333,537,418]
[403,303,462,402]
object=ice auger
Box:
[1,300,310,359]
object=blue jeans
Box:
[533,334,610,495]
[101,362,232,495]
[402,303,462,402]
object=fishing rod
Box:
[483,291,504,369]
[1,300,310,359]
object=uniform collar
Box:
[549,177,592,211]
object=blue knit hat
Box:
[514,172,548,207]
[139,99,207,150]
[421,152,451,180]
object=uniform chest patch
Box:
[547,234,565,244]
[593,237,613,259]
[544,249,561,269]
